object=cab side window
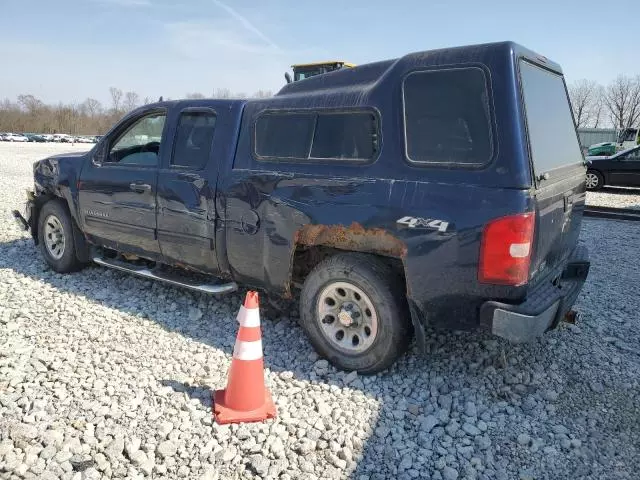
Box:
[107,112,166,166]
[171,111,217,169]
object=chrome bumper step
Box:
[92,256,238,295]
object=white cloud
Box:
[211,0,280,51]
[165,21,281,57]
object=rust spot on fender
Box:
[294,222,407,258]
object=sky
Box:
[1,0,637,106]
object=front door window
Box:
[107,113,166,166]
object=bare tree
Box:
[568,80,600,128]
[252,90,273,99]
[109,87,123,113]
[213,88,231,99]
[186,92,206,99]
[123,91,140,112]
[627,76,640,129]
[592,85,605,128]
[603,75,640,129]
[142,96,152,105]
[82,98,102,118]
[17,94,44,115]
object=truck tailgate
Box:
[530,172,586,285]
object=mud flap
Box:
[72,219,91,263]
[408,298,427,353]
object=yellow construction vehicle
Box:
[284,61,356,83]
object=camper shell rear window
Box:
[518,60,584,184]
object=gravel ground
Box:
[586,188,640,210]
[1,143,639,480]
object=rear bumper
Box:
[479,245,590,342]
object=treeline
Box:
[6,75,638,135]
[0,87,273,135]
[569,74,640,130]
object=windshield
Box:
[614,145,640,158]
[519,60,584,181]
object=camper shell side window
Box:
[402,66,495,168]
[253,108,380,164]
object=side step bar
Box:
[92,257,238,295]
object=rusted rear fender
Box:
[293,222,407,258]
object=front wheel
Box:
[299,253,412,374]
[586,170,603,191]
[37,200,83,273]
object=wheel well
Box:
[32,195,88,263]
[291,245,406,291]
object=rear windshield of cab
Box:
[519,60,584,184]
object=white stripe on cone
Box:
[233,339,263,361]
[237,305,261,328]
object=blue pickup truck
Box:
[14,41,590,373]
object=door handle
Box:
[130,183,151,193]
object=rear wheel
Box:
[586,170,603,191]
[299,253,412,374]
[37,200,83,273]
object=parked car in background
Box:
[52,134,74,143]
[587,142,617,157]
[616,127,640,151]
[586,145,640,190]
[3,133,29,142]
[40,134,54,142]
[24,133,47,143]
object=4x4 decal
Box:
[396,216,449,232]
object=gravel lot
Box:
[586,188,640,210]
[1,142,639,480]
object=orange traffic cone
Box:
[213,291,276,424]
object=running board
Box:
[92,256,238,295]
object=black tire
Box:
[299,253,412,374]
[586,170,604,191]
[37,199,83,273]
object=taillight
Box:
[479,213,535,286]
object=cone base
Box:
[213,388,277,425]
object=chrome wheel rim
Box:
[586,173,599,189]
[44,214,65,260]
[317,281,378,354]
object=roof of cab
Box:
[136,98,247,111]
[276,41,562,97]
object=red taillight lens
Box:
[479,213,535,286]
